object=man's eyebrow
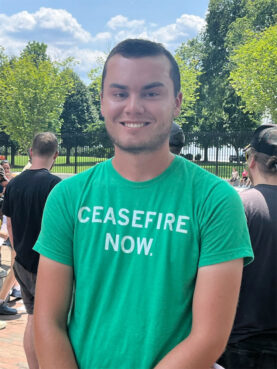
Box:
[109,83,128,89]
[143,82,164,90]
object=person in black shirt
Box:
[219,124,277,369]
[2,132,61,369]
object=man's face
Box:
[101,54,182,154]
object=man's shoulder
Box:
[60,161,108,184]
[47,171,62,183]
[241,184,277,207]
[6,169,60,192]
[176,155,231,189]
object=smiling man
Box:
[33,39,253,369]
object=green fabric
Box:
[34,156,253,369]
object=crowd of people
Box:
[0,38,276,369]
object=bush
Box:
[195,153,202,161]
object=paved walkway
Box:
[0,246,28,369]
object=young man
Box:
[34,39,253,369]
[219,124,277,369]
[2,132,61,369]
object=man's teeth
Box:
[123,122,145,128]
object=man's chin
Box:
[114,143,155,154]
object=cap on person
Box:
[169,122,185,155]
[245,124,277,156]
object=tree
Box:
[226,0,277,51]
[88,64,103,120]
[87,59,114,152]
[60,72,99,164]
[21,41,49,66]
[0,46,74,150]
[174,55,201,126]
[176,0,259,161]
[230,25,277,122]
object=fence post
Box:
[74,136,78,174]
[215,143,218,175]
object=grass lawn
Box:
[9,154,246,178]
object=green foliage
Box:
[21,41,49,66]
[61,72,99,144]
[175,0,260,160]
[174,55,201,124]
[230,25,277,122]
[88,57,105,120]
[0,47,74,150]
[226,0,277,52]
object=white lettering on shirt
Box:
[78,207,91,223]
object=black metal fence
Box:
[0,130,254,179]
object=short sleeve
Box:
[198,182,254,267]
[34,181,74,266]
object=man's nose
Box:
[124,95,145,114]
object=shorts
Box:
[13,260,37,314]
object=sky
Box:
[0,0,210,83]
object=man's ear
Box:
[53,151,59,160]
[173,92,183,118]
[248,155,256,169]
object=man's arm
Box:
[34,255,78,369]
[155,258,243,369]
[6,216,14,247]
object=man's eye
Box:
[112,92,127,98]
[144,92,159,98]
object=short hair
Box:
[248,147,277,176]
[169,122,185,155]
[101,39,181,97]
[32,132,58,157]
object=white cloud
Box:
[47,45,105,72]
[92,32,111,42]
[107,15,145,30]
[176,14,206,32]
[0,9,206,83]
[152,24,188,43]
[0,8,91,42]
[105,13,205,46]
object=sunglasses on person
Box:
[243,144,253,162]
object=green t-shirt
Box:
[34,156,253,369]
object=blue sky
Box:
[0,0,209,82]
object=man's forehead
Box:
[104,54,172,89]
[106,54,171,72]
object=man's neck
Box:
[253,173,277,186]
[29,157,54,171]
[112,147,175,182]
[254,178,277,186]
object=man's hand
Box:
[155,259,243,369]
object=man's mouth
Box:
[120,122,150,128]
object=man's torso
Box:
[3,169,61,273]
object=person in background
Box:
[219,124,277,369]
[0,166,20,315]
[33,39,253,369]
[2,132,61,369]
[229,167,240,185]
[169,121,185,155]
[1,160,16,181]
[22,150,32,172]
